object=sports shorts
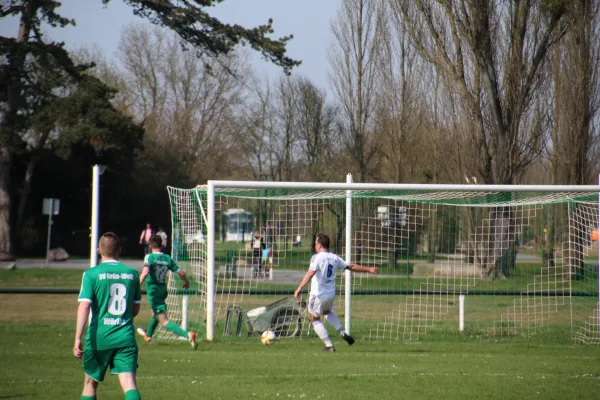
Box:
[308,292,336,317]
[147,287,168,315]
[83,346,138,382]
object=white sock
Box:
[312,320,333,347]
[324,313,345,334]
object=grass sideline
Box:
[1,265,596,293]
[0,291,599,399]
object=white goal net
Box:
[157,180,600,345]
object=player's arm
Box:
[74,271,93,358]
[139,266,150,284]
[74,301,91,358]
[176,270,190,289]
[133,273,142,318]
[346,264,379,274]
[140,254,151,284]
[294,269,316,298]
[169,258,190,288]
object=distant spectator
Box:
[139,223,153,255]
[251,232,266,277]
[156,227,168,252]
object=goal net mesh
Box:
[156,186,599,344]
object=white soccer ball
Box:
[261,329,276,345]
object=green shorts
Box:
[83,346,138,382]
[148,289,168,315]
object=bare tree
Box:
[551,1,600,186]
[272,75,299,181]
[375,1,433,183]
[238,76,276,180]
[328,0,385,182]
[295,77,339,181]
[117,24,248,186]
[547,0,600,279]
[390,0,565,185]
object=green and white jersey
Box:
[143,252,180,294]
[78,261,141,350]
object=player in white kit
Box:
[294,234,378,351]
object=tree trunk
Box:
[16,130,50,243]
[0,1,38,258]
[0,149,13,260]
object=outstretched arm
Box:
[294,269,316,298]
[347,264,379,274]
[177,270,190,289]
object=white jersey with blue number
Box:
[309,251,349,297]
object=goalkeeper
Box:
[136,235,197,349]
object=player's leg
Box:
[80,374,99,400]
[119,373,140,400]
[308,294,334,351]
[111,346,141,399]
[324,310,354,345]
[82,348,110,398]
[138,294,162,342]
[156,311,198,349]
[136,311,156,343]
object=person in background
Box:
[251,232,266,277]
[156,226,168,253]
[139,223,153,255]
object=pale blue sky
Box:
[0,0,339,91]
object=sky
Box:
[0,0,340,91]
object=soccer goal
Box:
[158,176,600,345]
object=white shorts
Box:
[308,292,335,317]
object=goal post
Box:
[163,178,600,345]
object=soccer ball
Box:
[261,329,276,345]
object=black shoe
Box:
[341,333,355,345]
[323,346,336,352]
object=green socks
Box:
[81,396,96,400]
[165,321,189,338]
[146,316,158,337]
[124,389,141,400]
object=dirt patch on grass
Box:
[0,294,77,322]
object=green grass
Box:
[0,268,85,288]
[1,267,600,399]
[2,265,597,295]
[1,314,599,399]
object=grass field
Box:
[1,269,599,399]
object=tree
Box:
[0,0,300,258]
[117,24,249,187]
[547,0,600,279]
[374,1,428,184]
[390,0,566,185]
[114,0,300,74]
[328,0,385,182]
[295,77,339,182]
[14,62,143,244]
[238,77,276,180]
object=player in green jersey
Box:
[74,232,142,400]
[136,235,198,349]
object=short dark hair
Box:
[149,235,162,249]
[316,234,330,250]
[99,232,121,258]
